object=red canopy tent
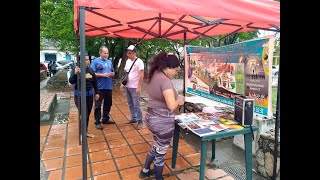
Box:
[74,0,279,40]
[73,1,280,179]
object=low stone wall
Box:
[40,70,47,81]
[46,70,70,90]
[233,116,275,156]
[256,129,280,179]
[40,91,57,122]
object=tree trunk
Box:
[118,46,129,79]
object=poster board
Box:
[184,36,275,118]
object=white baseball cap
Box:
[126,45,137,52]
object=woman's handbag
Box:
[121,58,137,85]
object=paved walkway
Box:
[40,81,241,180]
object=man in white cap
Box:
[120,45,144,129]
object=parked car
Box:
[43,61,49,69]
[56,60,75,70]
[40,62,50,76]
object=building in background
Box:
[40,39,76,63]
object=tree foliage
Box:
[40,0,75,52]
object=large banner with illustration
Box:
[184,37,275,117]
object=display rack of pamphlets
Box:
[175,106,244,137]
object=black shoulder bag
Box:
[121,58,137,85]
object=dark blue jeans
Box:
[94,89,112,124]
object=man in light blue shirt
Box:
[90,46,116,130]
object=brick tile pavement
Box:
[40,82,232,180]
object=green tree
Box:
[40,0,75,52]
[218,31,259,46]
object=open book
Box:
[202,106,224,114]
[183,121,217,137]
[175,113,199,123]
[175,112,243,137]
[192,128,217,137]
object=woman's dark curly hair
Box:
[146,51,180,83]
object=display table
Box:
[171,121,258,180]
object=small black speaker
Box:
[234,95,254,125]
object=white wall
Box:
[40,52,45,62]
[40,50,76,62]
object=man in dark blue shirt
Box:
[90,46,116,130]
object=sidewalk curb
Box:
[40,93,57,122]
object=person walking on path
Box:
[120,45,144,130]
[68,56,99,138]
[90,46,116,130]
[50,61,58,76]
[139,51,185,180]
[47,61,53,77]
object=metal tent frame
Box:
[74,1,280,179]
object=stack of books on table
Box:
[194,112,219,126]
[175,111,244,137]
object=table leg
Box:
[171,123,180,168]
[200,140,208,180]
[244,133,253,180]
[211,139,216,161]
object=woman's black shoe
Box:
[139,169,154,178]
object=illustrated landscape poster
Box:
[184,36,275,117]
